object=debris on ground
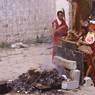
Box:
[11,42,28,49]
[7,69,65,94]
[0,42,10,48]
[83,77,94,86]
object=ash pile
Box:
[8,69,65,94]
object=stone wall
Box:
[0,0,56,43]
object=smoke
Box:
[36,55,65,76]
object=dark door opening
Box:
[92,1,95,15]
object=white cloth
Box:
[85,32,95,44]
[90,20,95,24]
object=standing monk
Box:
[52,10,68,60]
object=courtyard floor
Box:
[0,43,95,95]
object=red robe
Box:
[89,24,95,32]
[52,19,68,59]
[52,19,68,45]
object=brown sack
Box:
[78,45,93,55]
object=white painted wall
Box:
[0,0,72,43]
[56,0,70,28]
[0,0,56,43]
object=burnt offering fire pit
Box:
[8,69,65,94]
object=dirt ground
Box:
[4,85,95,95]
[0,44,54,81]
[0,43,95,95]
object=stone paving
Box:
[0,44,53,81]
[0,43,95,95]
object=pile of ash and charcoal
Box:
[7,69,65,94]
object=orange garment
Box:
[89,24,95,53]
[89,24,95,32]
[84,53,95,85]
[85,24,95,84]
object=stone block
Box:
[54,56,77,70]
[70,70,80,81]
[62,80,79,90]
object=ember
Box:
[8,69,65,94]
